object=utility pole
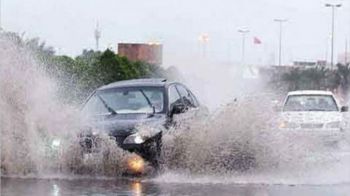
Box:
[238,29,249,65]
[325,3,342,69]
[345,39,348,65]
[274,19,287,66]
[325,36,330,63]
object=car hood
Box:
[83,113,167,136]
[281,111,342,123]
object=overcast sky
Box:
[3,0,350,65]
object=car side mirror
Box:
[171,103,186,115]
[341,106,349,112]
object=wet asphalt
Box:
[1,177,350,196]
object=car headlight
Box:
[279,121,298,129]
[325,121,341,128]
[51,139,61,148]
[123,133,145,145]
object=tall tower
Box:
[94,22,101,51]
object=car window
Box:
[283,95,338,112]
[176,84,197,108]
[168,85,182,108]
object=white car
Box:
[279,90,348,144]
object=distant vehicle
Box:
[279,90,348,146]
[79,78,205,171]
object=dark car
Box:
[80,78,204,168]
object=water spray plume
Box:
[0,33,128,177]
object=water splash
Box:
[0,34,130,177]
[159,94,350,184]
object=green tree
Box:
[335,64,350,98]
[282,68,301,90]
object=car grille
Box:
[300,123,324,129]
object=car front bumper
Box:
[279,128,346,146]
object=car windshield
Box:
[82,87,164,115]
[283,95,338,112]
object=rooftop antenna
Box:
[94,21,101,51]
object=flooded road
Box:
[2,177,350,196]
[2,33,350,196]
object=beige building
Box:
[118,43,163,65]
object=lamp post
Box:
[274,19,287,66]
[238,29,249,65]
[198,33,209,58]
[345,39,348,65]
[325,3,342,69]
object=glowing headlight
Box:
[279,121,286,129]
[279,121,298,129]
[127,155,145,173]
[325,121,341,128]
[51,139,61,148]
[123,133,145,144]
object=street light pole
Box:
[345,39,348,65]
[274,19,287,66]
[238,29,249,65]
[198,33,209,58]
[325,3,342,69]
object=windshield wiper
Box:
[96,94,117,115]
[139,89,156,116]
[308,109,326,111]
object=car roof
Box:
[98,78,171,90]
[287,90,334,96]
